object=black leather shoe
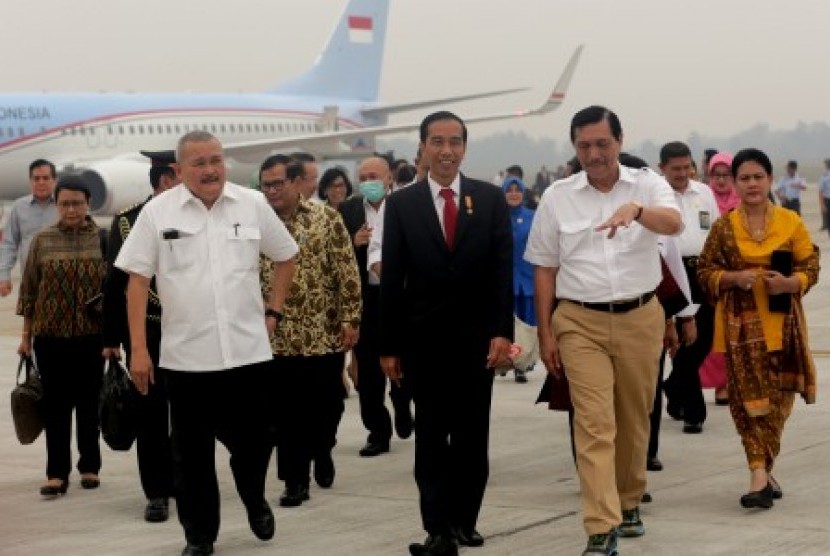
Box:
[646,457,663,471]
[395,407,414,439]
[80,475,100,489]
[314,453,335,488]
[144,497,169,522]
[247,500,275,540]
[682,422,703,434]
[454,527,484,547]
[39,479,69,498]
[740,483,774,509]
[408,534,459,556]
[359,441,390,457]
[641,491,652,503]
[181,543,214,556]
[279,483,309,507]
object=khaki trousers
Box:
[553,297,663,535]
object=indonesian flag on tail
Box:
[348,15,373,44]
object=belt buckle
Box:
[608,302,618,314]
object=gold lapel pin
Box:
[465,195,473,215]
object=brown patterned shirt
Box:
[17,218,106,337]
[260,199,361,355]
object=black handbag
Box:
[99,355,139,451]
[10,355,44,445]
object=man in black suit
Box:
[379,111,514,556]
[339,155,414,458]
[102,150,179,523]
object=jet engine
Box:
[72,160,154,215]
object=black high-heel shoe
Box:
[740,483,774,509]
[40,479,69,497]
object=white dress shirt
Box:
[367,201,384,272]
[363,196,382,285]
[427,172,461,234]
[115,182,298,372]
[367,174,461,273]
[671,179,720,257]
[524,165,681,302]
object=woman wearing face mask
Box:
[501,176,536,383]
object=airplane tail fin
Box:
[270,0,389,101]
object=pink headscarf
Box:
[708,152,740,215]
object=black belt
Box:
[565,291,655,314]
[683,256,699,268]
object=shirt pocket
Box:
[559,219,593,260]
[226,226,261,271]
[159,231,199,272]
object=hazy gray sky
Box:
[4,0,828,149]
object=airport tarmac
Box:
[0,204,828,555]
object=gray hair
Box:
[176,130,219,162]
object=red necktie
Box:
[439,188,458,249]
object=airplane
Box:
[0,0,582,215]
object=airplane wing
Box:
[359,87,530,118]
[223,45,584,162]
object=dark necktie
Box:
[439,188,457,249]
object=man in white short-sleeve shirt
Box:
[525,106,681,555]
[116,131,297,555]
[657,141,722,436]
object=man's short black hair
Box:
[570,105,622,143]
[286,160,306,182]
[505,165,524,179]
[29,159,56,178]
[259,154,292,182]
[786,160,798,169]
[659,141,692,165]
[619,152,649,169]
[419,111,468,144]
[149,166,176,189]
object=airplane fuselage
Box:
[0,93,368,210]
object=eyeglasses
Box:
[57,200,86,209]
[710,173,732,179]
[260,179,288,191]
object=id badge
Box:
[699,211,711,230]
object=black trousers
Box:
[165,362,272,546]
[34,335,103,481]
[272,352,345,486]
[783,198,801,215]
[126,325,173,500]
[648,349,667,459]
[664,302,714,424]
[355,286,412,445]
[406,352,494,536]
[664,260,714,424]
[823,197,830,234]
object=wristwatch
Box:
[631,201,644,221]
[264,308,284,322]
